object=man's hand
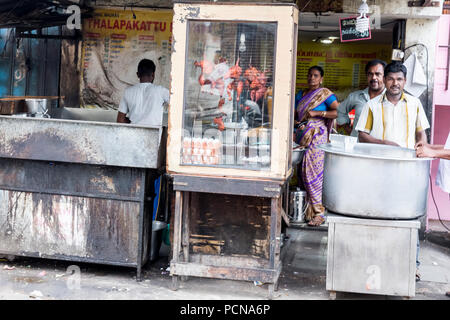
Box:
[117,111,131,124]
[415,141,436,158]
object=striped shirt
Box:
[355,92,430,149]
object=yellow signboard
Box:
[296,42,391,95]
[81,8,173,108]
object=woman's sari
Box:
[294,88,334,222]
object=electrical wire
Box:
[429,174,450,232]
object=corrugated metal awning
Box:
[0,0,92,29]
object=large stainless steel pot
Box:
[318,143,432,219]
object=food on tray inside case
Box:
[181,20,276,169]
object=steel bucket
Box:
[25,99,49,116]
[318,143,432,219]
[289,189,307,222]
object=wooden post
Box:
[171,190,183,290]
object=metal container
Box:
[150,220,168,261]
[292,147,305,165]
[318,143,432,219]
[289,189,307,222]
[25,98,49,115]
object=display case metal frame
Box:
[168,2,298,298]
[169,174,291,299]
[167,2,298,180]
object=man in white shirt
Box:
[355,61,430,149]
[117,59,169,126]
[337,59,386,137]
[356,61,430,281]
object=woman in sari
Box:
[294,66,338,226]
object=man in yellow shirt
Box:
[355,61,429,149]
[355,61,430,281]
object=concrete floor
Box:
[0,228,449,300]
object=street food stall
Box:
[0,98,166,280]
[320,141,432,298]
[167,2,299,298]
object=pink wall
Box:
[427,106,450,223]
[428,15,450,227]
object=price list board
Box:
[81,8,173,109]
[295,42,391,94]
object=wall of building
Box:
[404,18,440,123]
[428,15,450,226]
[343,0,444,18]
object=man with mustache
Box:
[337,59,386,137]
[356,61,429,149]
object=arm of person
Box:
[414,102,430,145]
[117,93,131,123]
[162,87,170,106]
[416,143,450,160]
[415,130,427,146]
[358,131,399,146]
[117,111,131,123]
[308,94,338,119]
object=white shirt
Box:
[337,87,386,137]
[436,132,450,193]
[118,82,169,126]
[355,92,430,149]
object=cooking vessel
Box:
[25,99,48,115]
[292,146,305,165]
[318,142,432,219]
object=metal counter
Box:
[0,110,166,280]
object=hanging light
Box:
[239,33,246,52]
[356,0,370,33]
[320,39,333,44]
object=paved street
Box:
[0,228,448,301]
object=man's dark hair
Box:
[365,59,387,74]
[137,59,156,77]
[384,61,407,78]
[308,65,324,77]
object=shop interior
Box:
[297,12,402,103]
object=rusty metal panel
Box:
[0,158,143,200]
[0,190,140,264]
[0,116,164,169]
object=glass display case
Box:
[168,2,298,180]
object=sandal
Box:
[308,214,325,227]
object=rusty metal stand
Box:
[169,174,289,299]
